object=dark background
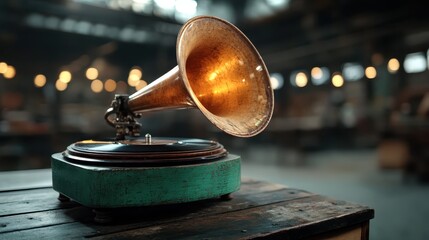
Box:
[1,1,429,239]
[2,0,429,168]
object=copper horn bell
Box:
[106,16,274,138]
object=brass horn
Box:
[106,16,274,138]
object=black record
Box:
[63,137,228,166]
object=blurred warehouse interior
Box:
[2,0,429,173]
[2,0,429,239]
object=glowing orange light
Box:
[0,62,7,74]
[135,80,148,91]
[59,71,72,83]
[387,58,400,73]
[91,79,103,93]
[332,74,344,87]
[295,72,308,87]
[311,67,323,79]
[34,74,47,87]
[4,65,16,79]
[104,79,117,92]
[365,66,377,79]
[128,68,142,86]
[55,79,67,91]
[86,67,98,80]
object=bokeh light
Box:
[332,73,344,87]
[270,73,284,90]
[387,58,400,73]
[311,67,322,80]
[34,74,47,87]
[311,67,330,85]
[86,67,99,80]
[365,66,377,79]
[128,67,142,86]
[135,80,148,91]
[55,79,67,91]
[0,62,7,74]
[59,70,72,83]
[4,65,16,79]
[295,72,308,87]
[104,79,117,92]
[116,80,128,93]
[91,79,103,93]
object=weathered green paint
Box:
[51,154,241,208]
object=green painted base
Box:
[51,153,241,208]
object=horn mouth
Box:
[176,16,274,137]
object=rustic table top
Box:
[0,169,374,239]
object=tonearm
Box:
[104,94,141,140]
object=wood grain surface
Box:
[0,169,374,239]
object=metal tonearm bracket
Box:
[104,94,142,140]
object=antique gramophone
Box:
[51,16,274,221]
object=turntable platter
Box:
[63,137,228,166]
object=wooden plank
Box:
[0,188,55,204]
[238,178,288,194]
[0,188,314,239]
[0,169,51,192]
[0,206,92,234]
[87,195,373,240]
[0,176,373,240]
[0,188,79,217]
[0,196,78,217]
[0,179,288,217]
[0,222,97,239]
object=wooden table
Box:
[0,169,374,239]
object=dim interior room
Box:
[1,0,429,239]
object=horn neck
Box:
[128,66,194,112]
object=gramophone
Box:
[51,16,274,222]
